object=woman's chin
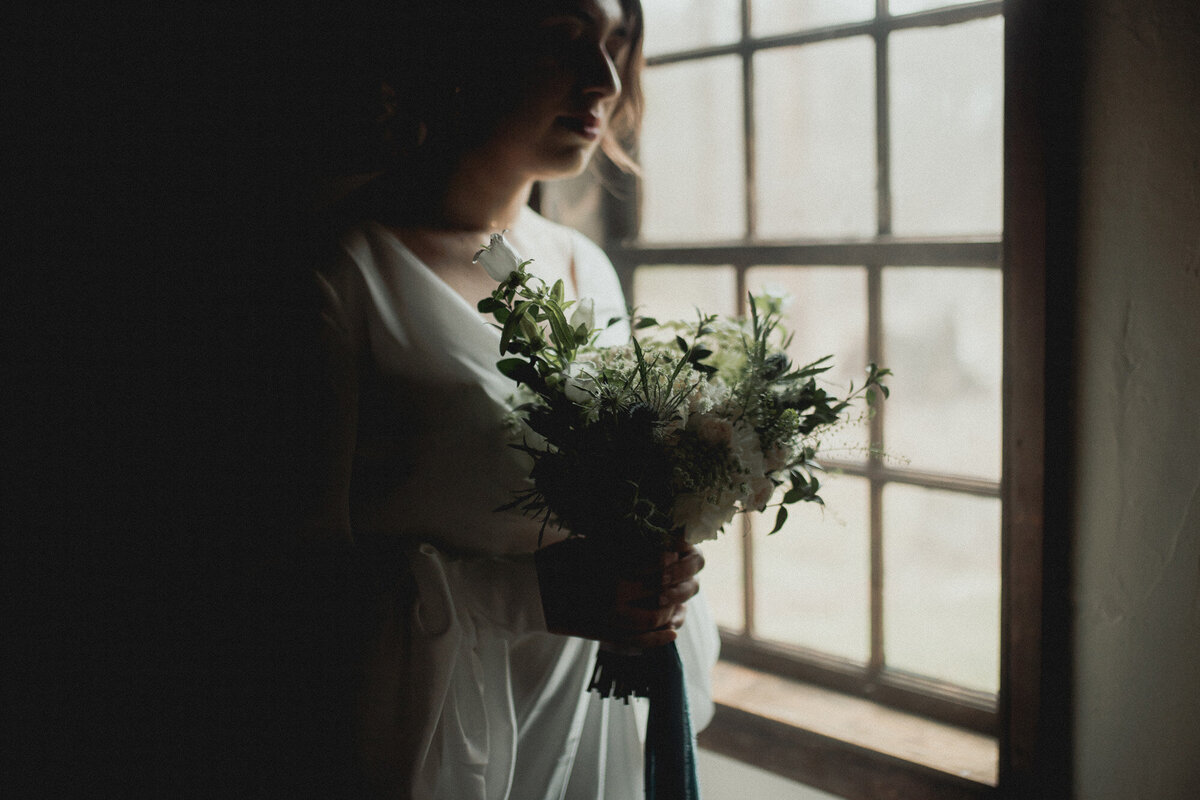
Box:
[535,146,600,181]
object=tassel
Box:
[587,645,655,702]
[588,643,702,799]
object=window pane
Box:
[881,267,1001,480]
[701,520,746,632]
[641,58,746,241]
[750,0,874,37]
[889,17,1004,235]
[642,0,741,57]
[631,265,739,320]
[883,485,1000,693]
[746,266,870,458]
[752,475,871,663]
[755,39,876,238]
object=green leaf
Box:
[782,485,810,504]
[477,296,503,314]
[496,358,538,385]
[769,505,788,534]
[499,302,531,353]
[634,317,659,329]
[551,279,565,304]
[543,301,574,355]
[675,335,689,353]
[519,313,542,344]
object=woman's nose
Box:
[582,45,621,100]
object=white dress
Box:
[316,205,720,800]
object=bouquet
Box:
[475,233,888,799]
[475,232,890,558]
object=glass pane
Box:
[633,265,743,631]
[631,265,739,320]
[700,519,746,632]
[641,58,746,241]
[751,0,874,37]
[889,16,1004,235]
[752,475,871,663]
[746,266,870,459]
[881,267,1001,480]
[642,0,741,57]
[755,39,876,238]
[883,484,1000,693]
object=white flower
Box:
[562,360,597,404]
[687,379,731,415]
[748,476,777,512]
[763,443,792,473]
[673,490,739,544]
[569,296,595,331]
[693,414,733,446]
[728,421,763,473]
[473,232,525,282]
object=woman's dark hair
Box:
[307,0,644,176]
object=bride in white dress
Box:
[305,2,719,797]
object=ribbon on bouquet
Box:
[588,642,701,800]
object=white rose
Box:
[569,296,595,331]
[763,444,792,473]
[473,232,525,282]
[673,491,737,544]
[748,475,777,512]
[693,414,733,446]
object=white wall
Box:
[1073,1,1200,797]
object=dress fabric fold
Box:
[318,207,721,800]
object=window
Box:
[540,1,1062,796]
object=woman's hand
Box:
[536,538,704,649]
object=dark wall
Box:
[10,7,374,797]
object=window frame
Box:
[615,0,1005,725]
[571,0,1075,795]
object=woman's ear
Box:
[376,80,427,155]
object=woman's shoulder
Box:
[515,206,614,273]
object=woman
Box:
[304,1,719,797]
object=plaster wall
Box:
[1073,1,1200,796]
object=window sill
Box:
[698,661,999,800]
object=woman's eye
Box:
[539,16,587,42]
[606,29,631,59]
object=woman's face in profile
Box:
[480,0,633,180]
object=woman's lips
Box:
[556,113,602,140]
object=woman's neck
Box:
[376,150,535,237]
[438,152,535,234]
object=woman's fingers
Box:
[662,547,705,588]
[622,627,678,650]
[658,578,699,607]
